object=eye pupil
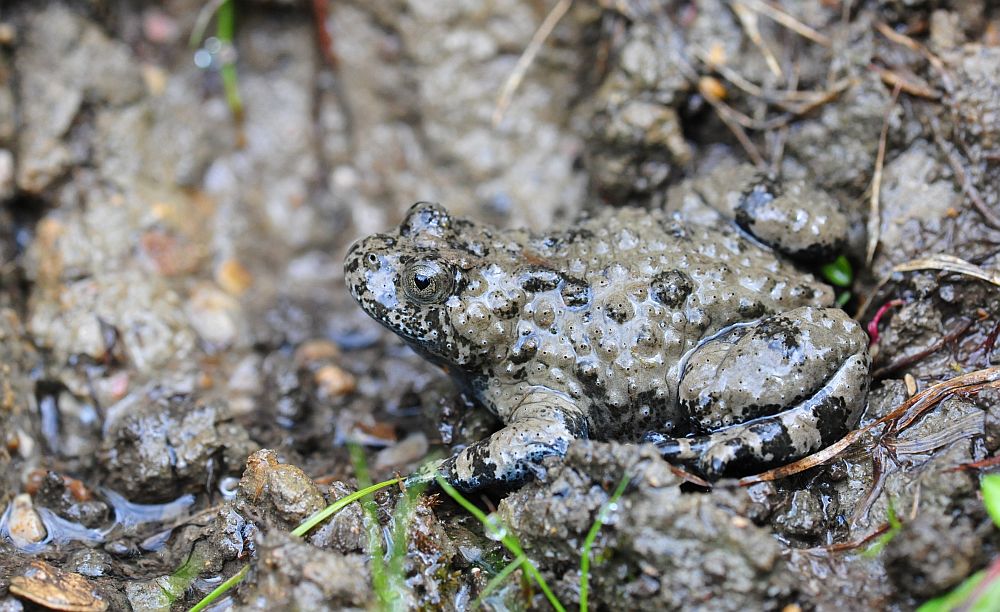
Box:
[403,259,454,303]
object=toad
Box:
[345,178,870,490]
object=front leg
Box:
[427,391,589,491]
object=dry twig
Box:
[874,20,945,73]
[731,1,783,78]
[871,64,940,100]
[892,254,1000,287]
[871,317,974,379]
[865,82,901,266]
[924,114,1000,229]
[735,0,832,47]
[493,0,573,127]
[740,367,1000,485]
[701,85,768,169]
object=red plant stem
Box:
[867,299,904,345]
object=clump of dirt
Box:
[2,1,1000,610]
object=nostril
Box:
[365,252,379,271]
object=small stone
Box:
[0,23,15,46]
[294,339,342,366]
[216,258,254,295]
[775,490,824,538]
[7,493,47,546]
[228,354,263,395]
[314,364,356,398]
[10,560,108,611]
[140,64,168,96]
[0,150,13,200]
[140,229,202,276]
[185,283,241,348]
[67,549,112,578]
[374,432,429,470]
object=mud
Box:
[2,0,1000,610]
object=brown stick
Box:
[739,367,1000,485]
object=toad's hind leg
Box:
[416,391,589,491]
[645,306,870,479]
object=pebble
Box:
[10,560,108,612]
[374,432,429,470]
[7,494,46,546]
[314,364,356,398]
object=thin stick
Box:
[924,113,1000,229]
[871,317,974,379]
[731,2,783,78]
[493,0,573,127]
[739,367,1000,485]
[892,254,1000,286]
[874,21,945,73]
[871,64,940,100]
[865,82,901,266]
[736,0,832,47]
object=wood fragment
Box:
[807,520,892,554]
[312,0,339,69]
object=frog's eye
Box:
[402,259,454,303]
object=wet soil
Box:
[2,1,1000,610]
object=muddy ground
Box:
[1,0,1000,610]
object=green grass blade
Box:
[188,563,250,612]
[982,474,1000,529]
[472,555,526,610]
[435,476,566,612]
[291,477,401,538]
[349,444,391,607]
[187,450,399,611]
[215,0,243,119]
[863,498,902,558]
[918,570,985,612]
[580,474,630,611]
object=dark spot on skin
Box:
[652,270,693,308]
[814,394,848,443]
[778,240,843,263]
[757,315,803,355]
[560,278,591,308]
[738,299,766,319]
[606,298,633,323]
[488,290,520,319]
[519,266,562,293]
[576,359,601,390]
[564,228,595,244]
